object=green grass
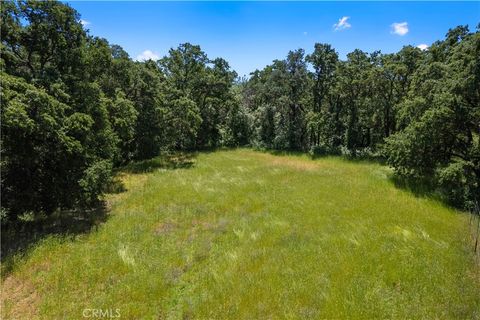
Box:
[2,149,479,319]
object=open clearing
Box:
[2,149,479,319]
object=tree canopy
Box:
[1,0,478,224]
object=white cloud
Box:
[333,16,351,31]
[417,44,428,51]
[391,22,409,36]
[303,31,308,35]
[136,50,160,61]
[79,19,90,26]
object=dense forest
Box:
[1,0,479,226]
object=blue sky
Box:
[67,1,479,77]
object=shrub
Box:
[79,160,114,206]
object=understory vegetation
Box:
[2,150,479,318]
[1,1,479,226]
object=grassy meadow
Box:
[2,149,479,319]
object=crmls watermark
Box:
[82,308,121,318]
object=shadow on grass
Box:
[120,152,197,174]
[259,147,387,165]
[258,148,456,207]
[263,149,308,158]
[386,173,474,218]
[389,175,439,199]
[1,203,108,276]
[106,152,197,194]
[1,152,198,277]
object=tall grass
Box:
[2,149,479,319]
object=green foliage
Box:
[1,1,479,315]
[105,91,138,163]
[1,0,86,86]
[1,0,478,220]
[242,28,478,209]
[1,73,68,216]
[78,160,113,206]
[166,96,202,149]
[1,1,116,222]
[435,160,474,208]
[309,144,340,158]
[159,44,240,149]
[220,101,252,147]
[383,29,480,209]
[245,50,309,150]
[130,61,165,159]
[0,73,114,220]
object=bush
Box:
[79,160,114,207]
[309,145,329,157]
[309,145,341,158]
[435,161,477,209]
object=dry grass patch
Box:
[269,157,319,171]
[153,221,179,235]
[1,275,39,320]
[248,152,320,171]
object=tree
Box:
[132,60,165,159]
[2,0,478,220]
[306,43,339,150]
[245,50,310,150]
[336,50,371,155]
[284,49,309,150]
[1,1,118,222]
[1,74,114,221]
[196,58,238,148]
[105,91,138,163]
[1,0,86,91]
[159,44,238,149]
[384,27,480,208]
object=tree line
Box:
[242,26,479,209]
[1,1,478,225]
